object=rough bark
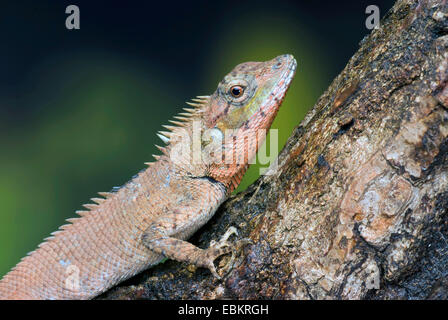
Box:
[100,0,448,300]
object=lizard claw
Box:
[204,242,234,279]
[210,226,238,247]
[204,226,241,279]
[236,238,253,248]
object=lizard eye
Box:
[230,85,244,98]
[222,79,251,105]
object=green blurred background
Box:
[0,0,394,277]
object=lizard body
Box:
[0,55,296,299]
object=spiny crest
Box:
[8,185,114,266]
[156,95,209,141]
[72,190,112,218]
[149,95,210,166]
[98,191,113,198]
[66,218,79,224]
[155,144,168,154]
[75,210,89,216]
[31,193,110,251]
[91,197,105,204]
[83,203,97,210]
[10,94,212,261]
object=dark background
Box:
[0,0,395,277]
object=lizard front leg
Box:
[142,214,238,279]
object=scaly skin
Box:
[0,54,297,299]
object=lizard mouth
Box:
[257,54,297,120]
[274,54,297,102]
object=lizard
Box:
[0,54,297,300]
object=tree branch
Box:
[101,0,448,299]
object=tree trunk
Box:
[101,0,448,300]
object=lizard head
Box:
[204,54,297,191]
[158,54,296,193]
[205,54,297,131]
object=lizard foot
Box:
[203,243,233,279]
[205,226,240,279]
[204,227,254,279]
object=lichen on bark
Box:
[101,0,448,300]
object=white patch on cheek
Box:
[209,127,224,143]
[201,127,225,165]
